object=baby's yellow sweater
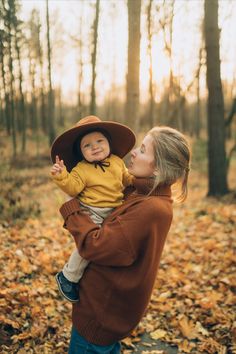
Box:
[52,154,134,207]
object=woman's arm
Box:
[60,194,172,268]
[60,198,140,267]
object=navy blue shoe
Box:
[55,271,79,303]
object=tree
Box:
[5,0,17,156]
[204,0,228,196]
[90,0,100,115]
[77,10,84,119]
[126,0,141,132]
[32,9,47,134]
[46,0,55,145]
[13,12,26,152]
[28,9,42,154]
[225,98,236,172]
[194,46,204,138]
[147,0,154,128]
[160,0,175,125]
[70,1,85,119]
[0,27,11,135]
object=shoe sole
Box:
[55,273,79,303]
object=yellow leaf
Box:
[121,337,135,348]
[31,305,42,316]
[179,316,198,339]
[141,351,164,354]
[150,329,167,340]
[0,315,20,329]
[178,339,196,353]
[19,258,32,274]
[196,321,209,336]
[11,332,32,342]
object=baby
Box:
[51,115,135,302]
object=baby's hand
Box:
[51,155,65,175]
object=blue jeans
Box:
[68,327,121,354]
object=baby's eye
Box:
[83,144,90,149]
[140,146,145,153]
[97,139,104,143]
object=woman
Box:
[59,126,190,354]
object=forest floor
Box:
[0,140,236,354]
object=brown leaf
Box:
[179,316,198,339]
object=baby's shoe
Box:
[55,271,79,303]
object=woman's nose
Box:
[131,149,136,157]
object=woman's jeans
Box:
[68,327,121,354]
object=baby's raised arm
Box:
[51,155,66,176]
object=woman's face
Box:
[128,134,156,178]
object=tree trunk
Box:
[147,0,154,128]
[58,87,64,127]
[126,0,141,132]
[0,40,11,135]
[77,3,84,118]
[194,47,203,138]
[168,1,174,122]
[15,29,26,152]
[195,73,201,138]
[204,0,228,195]
[38,16,47,134]
[161,0,175,125]
[90,0,100,115]
[6,2,17,156]
[46,0,55,145]
[29,53,39,155]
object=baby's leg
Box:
[61,211,104,284]
[55,250,89,302]
[62,249,89,283]
[56,205,113,302]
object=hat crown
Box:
[75,115,101,127]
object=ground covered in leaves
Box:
[0,153,235,353]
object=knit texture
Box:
[52,154,134,207]
[60,178,173,345]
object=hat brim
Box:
[51,121,136,172]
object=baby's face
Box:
[80,131,110,162]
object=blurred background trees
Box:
[126,0,141,132]
[0,0,235,196]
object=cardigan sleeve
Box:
[59,198,152,267]
[60,194,172,267]
[51,164,86,197]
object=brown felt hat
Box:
[51,115,136,172]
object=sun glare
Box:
[20,0,236,105]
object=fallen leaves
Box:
[0,168,73,353]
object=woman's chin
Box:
[128,169,141,178]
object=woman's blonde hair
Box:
[148,126,190,202]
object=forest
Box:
[0,0,235,353]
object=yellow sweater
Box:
[52,154,134,207]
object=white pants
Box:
[62,203,114,283]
